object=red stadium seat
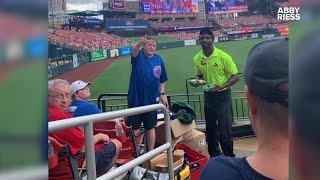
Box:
[93,119,147,166]
[48,136,86,180]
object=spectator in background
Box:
[200,38,289,180]
[126,35,168,151]
[69,80,102,117]
[290,33,320,180]
[48,79,122,176]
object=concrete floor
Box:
[196,119,257,157]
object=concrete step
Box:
[195,118,254,138]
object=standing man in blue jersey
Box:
[126,35,168,151]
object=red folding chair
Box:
[48,136,86,180]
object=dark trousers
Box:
[204,88,235,157]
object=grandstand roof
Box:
[67,10,102,16]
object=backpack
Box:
[169,102,196,124]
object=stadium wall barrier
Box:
[119,46,132,56]
[49,43,81,59]
[52,62,74,76]
[90,49,108,62]
[109,48,120,58]
[184,39,197,46]
[49,52,90,77]
[157,41,186,50]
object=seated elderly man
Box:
[48,79,122,176]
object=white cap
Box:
[70,80,90,95]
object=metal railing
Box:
[95,91,249,123]
[49,104,174,180]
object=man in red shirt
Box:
[48,79,122,176]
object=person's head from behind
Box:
[48,79,71,111]
[290,32,320,180]
[199,28,214,50]
[70,80,91,101]
[142,36,157,58]
[244,38,288,140]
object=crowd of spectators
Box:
[105,14,140,21]
[150,19,209,30]
[160,31,199,40]
[48,29,134,52]
[275,1,289,7]
[160,30,223,40]
[216,15,288,31]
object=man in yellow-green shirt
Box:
[192,28,239,157]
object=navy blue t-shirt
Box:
[70,99,102,117]
[200,156,273,180]
[128,50,168,107]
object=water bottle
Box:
[48,140,54,158]
[115,119,126,143]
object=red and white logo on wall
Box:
[113,0,126,9]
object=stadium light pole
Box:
[50,14,56,29]
[49,0,55,29]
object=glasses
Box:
[49,93,71,100]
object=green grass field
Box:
[90,39,264,98]
[89,39,264,117]
[0,62,45,169]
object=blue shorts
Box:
[95,142,116,173]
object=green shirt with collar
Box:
[194,46,238,87]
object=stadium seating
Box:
[48,136,86,180]
[275,1,289,7]
[215,15,288,32]
[93,119,147,166]
[160,30,224,40]
[160,31,199,40]
[48,29,134,52]
[149,19,209,30]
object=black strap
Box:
[142,170,157,180]
[176,173,181,180]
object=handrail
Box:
[49,104,174,180]
[98,143,171,180]
[97,93,128,111]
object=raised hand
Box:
[139,34,149,45]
